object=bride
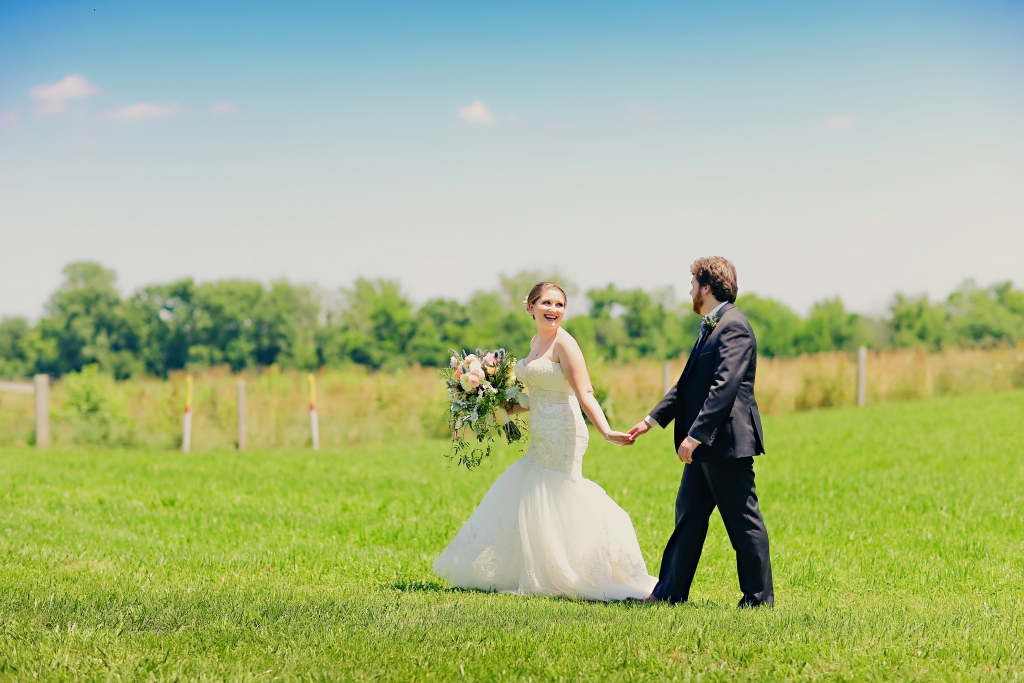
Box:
[433,281,657,600]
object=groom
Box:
[629,256,773,607]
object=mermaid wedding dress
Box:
[433,357,657,601]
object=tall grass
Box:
[1,346,1021,449]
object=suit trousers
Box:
[652,457,774,606]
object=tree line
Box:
[1,261,1022,380]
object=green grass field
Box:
[1,391,1023,681]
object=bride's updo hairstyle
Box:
[523,282,568,318]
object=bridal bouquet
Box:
[440,348,529,470]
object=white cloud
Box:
[818,113,858,129]
[457,100,497,125]
[103,102,186,122]
[29,74,100,116]
[627,102,669,122]
[0,109,18,131]
[210,101,240,117]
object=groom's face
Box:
[689,275,705,315]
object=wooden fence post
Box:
[662,363,672,395]
[237,380,247,450]
[33,374,50,449]
[857,346,867,407]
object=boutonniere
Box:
[703,313,719,332]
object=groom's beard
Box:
[691,292,704,315]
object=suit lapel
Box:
[677,337,701,383]
[681,302,735,383]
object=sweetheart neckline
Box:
[520,357,561,367]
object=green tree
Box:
[184,279,263,370]
[578,285,636,361]
[889,293,948,349]
[250,281,320,370]
[577,284,697,361]
[946,281,1024,346]
[36,262,143,378]
[125,278,198,375]
[797,298,865,354]
[461,291,535,359]
[0,317,38,379]
[408,298,472,366]
[736,294,802,357]
[321,278,415,369]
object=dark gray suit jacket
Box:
[649,302,765,461]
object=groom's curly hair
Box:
[691,257,738,303]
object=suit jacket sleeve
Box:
[688,319,754,445]
[648,383,678,428]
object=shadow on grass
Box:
[390,580,463,593]
[389,581,626,603]
[389,580,728,610]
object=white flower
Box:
[460,373,481,391]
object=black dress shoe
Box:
[737,596,772,608]
[626,595,663,603]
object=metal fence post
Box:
[237,379,247,450]
[33,374,50,449]
[308,374,320,450]
[857,346,867,407]
[182,375,193,452]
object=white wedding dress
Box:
[433,357,657,601]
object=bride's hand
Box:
[604,431,634,446]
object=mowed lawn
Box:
[1,391,1023,681]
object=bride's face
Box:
[530,289,566,330]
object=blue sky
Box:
[2,0,1022,318]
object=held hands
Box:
[625,415,699,463]
[604,431,634,446]
[626,420,651,441]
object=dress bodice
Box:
[517,358,588,477]
[518,357,574,395]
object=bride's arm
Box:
[557,333,632,445]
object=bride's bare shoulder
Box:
[553,329,583,359]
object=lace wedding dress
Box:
[433,357,657,601]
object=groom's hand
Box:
[627,420,650,441]
[677,436,698,464]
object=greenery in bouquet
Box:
[440,348,529,469]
